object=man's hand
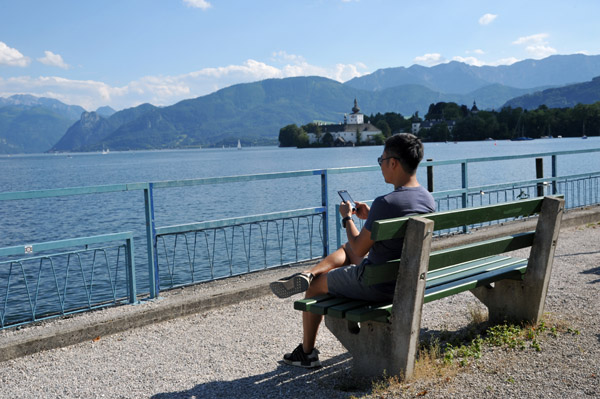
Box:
[339,201,353,218]
[354,201,370,220]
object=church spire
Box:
[352,98,360,114]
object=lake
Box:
[2,137,599,248]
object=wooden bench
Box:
[294,196,564,378]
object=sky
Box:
[1,0,599,111]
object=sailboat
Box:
[237,139,242,150]
[102,145,110,154]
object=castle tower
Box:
[348,98,364,124]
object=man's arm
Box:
[340,201,374,258]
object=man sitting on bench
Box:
[270,133,436,368]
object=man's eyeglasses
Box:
[377,156,399,166]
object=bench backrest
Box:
[364,196,557,285]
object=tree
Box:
[376,120,391,138]
[296,132,310,148]
[278,124,304,147]
[428,122,449,142]
[372,133,386,145]
[356,128,362,145]
[322,132,334,146]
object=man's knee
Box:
[306,274,328,297]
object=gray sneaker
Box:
[283,344,321,368]
[269,272,313,298]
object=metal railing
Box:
[155,208,325,289]
[1,147,600,329]
[0,232,136,329]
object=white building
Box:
[307,99,381,145]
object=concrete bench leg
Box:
[325,217,434,379]
[325,317,395,377]
[471,197,564,323]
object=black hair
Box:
[383,133,424,174]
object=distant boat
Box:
[582,135,588,139]
[510,137,534,141]
[237,139,242,150]
[102,146,110,154]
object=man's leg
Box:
[271,242,364,299]
[301,243,365,352]
[302,272,328,352]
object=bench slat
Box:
[428,232,534,271]
[345,303,392,323]
[424,262,527,303]
[327,300,372,318]
[427,255,527,288]
[362,232,534,286]
[371,198,543,241]
[310,297,355,315]
[293,294,333,312]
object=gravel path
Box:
[0,223,599,398]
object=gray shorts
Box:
[327,260,394,302]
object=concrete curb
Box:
[1,205,599,363]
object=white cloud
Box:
[0,41,30,67]
[512,33,548,45]
[524,45,557,58]
[479,13,497,25]
[414,53,445,66]
[0,55,368,110]
[38,51,70,69]
[183,0,211,10]
[512,33,557,58]
[452,56,485,67]
[488,57,520,66]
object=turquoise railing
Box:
[1,147,600,329]
[0,232,136,328]
[155,208,325,289]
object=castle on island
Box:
[306,99,382,146]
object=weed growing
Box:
[430,318,580,368]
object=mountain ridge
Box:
[4,54,600,153]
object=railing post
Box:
[536,158,544,197]
[335,204,342,249]
[461,161,468,233]
[551,155,557,194]
[144,183,159,299]
[426,159,434,192]
[321,170,329,256]
[126,235,138,304]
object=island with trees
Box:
[279,100,600,147]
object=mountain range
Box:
[2,54,600,154]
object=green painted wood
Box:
[428,232,534,271]
[362,233,533,286]
[345,302,392,323]
[362,261,401,286]
[423,264,527,303]
[310,297,355,315]
[427,256,527,288]
[293,294,333,312]
[427,255,521,285]
[371,198,543,241]
[327,300,371,318]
